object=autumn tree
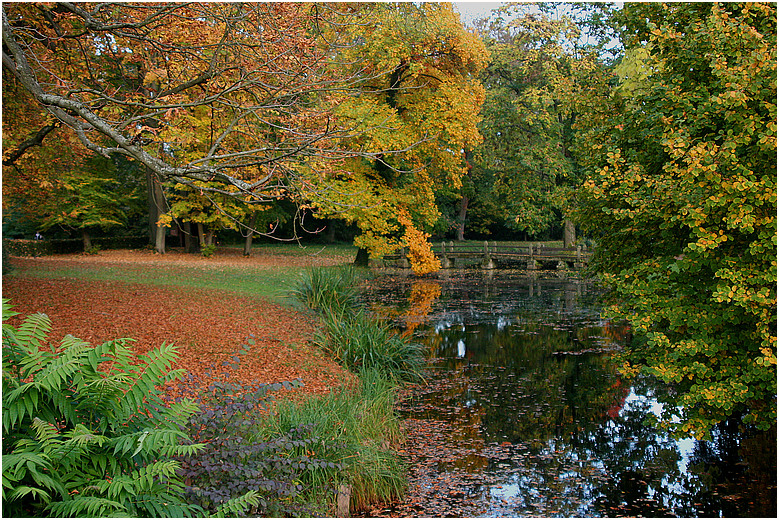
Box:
[467,2,617,244]
[305,2,488,274]
[3,2,435,252]
[2,79,87,235]
[576,2,777,438]
[38,155,144,250]
[160,181,270,254]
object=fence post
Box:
[336,484,351,517]
[574,245,584,270]
[482,240,495,269]
[401,246,409,269]
[440,241,450,269]
[527,243,537,270]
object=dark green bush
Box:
[2,300,203,517]
[3,236,148,257]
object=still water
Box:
[359,271,776,518]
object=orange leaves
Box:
[398,209,440,275]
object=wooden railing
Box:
[382,241,592,270]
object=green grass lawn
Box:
[5,243,360,305]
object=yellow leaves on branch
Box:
[156,213,173,229]
[398,209,440,276]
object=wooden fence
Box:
[383,241,592,270]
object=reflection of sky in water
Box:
[363,274,769,517]
[622,388,698,502]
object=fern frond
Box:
[35,335,92,392]
[3,382,41,427]
[85,338,133,374]
[64,423,108,448]
[47,495,126,517]
[160,441,206,458]
[95,474,137,500]
[31,416,61,454]
[2,450,66,500]
[164,398,201,421]
[88,453,119,480]
[212,489,261,518]
[131,459,181,486]
[116,343,183,422]
[2,298,20,321]
[6,484,52,504]
[138,428,189,456]
[134,491,202,518]
[2,451,51,480]
[13,312,52,355]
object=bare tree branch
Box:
[2,122,60,166]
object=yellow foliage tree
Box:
[305,2,488,265]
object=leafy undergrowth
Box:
[2,251,353,399]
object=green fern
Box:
[212,490,262,518]
[2,299,204,517]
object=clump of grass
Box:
[316,307,426,383]
[291,265,365,312]
[289,261,426,513]
[294,265,425,383]
[261,368,407,513]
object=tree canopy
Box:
[3,2,396,201]
[576,2,777,438]
[303,2,488,273]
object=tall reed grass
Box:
[286,265,429,513]
[261,368,407,512]
[316,307,426,383]
[291,265,364,312]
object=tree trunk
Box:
[197,223,206,246]
[325,218,336,243]
[456,195,469,241]
[146,167,167,254]
[155,224,166,254]
[243,213,259,256]
[563,219,576,248]
[81,229,92,251]
[354,247,369,267]
[183,221,198,253]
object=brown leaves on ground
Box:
[2,250,352,398]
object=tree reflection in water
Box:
[360,272,776,518]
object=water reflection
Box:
[361,272,775,518]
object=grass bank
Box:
[4,244,358,305]
[270,265,425,514]
[3,245,417,516]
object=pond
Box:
[358,270,776,518]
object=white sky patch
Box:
[452,1,505,25]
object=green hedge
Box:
[3,236,148,257]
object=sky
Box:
[451,2,505,25]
